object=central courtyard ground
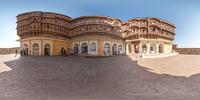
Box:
[0,54,200,100]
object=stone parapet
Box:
[0,48,20,54]
[174,48,200,54]
[141,52,178,58]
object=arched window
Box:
[113,44,117,55]
[44,44,51,55]
[81,43,88,54]
[32,43,39,55]
[23,44,28,55]
[150,43,156,53]
[73,43,79,53]
[91,42,96,54]
[133,29,135,32]
[104,43,110,54]
[153,28,156,32]
[142,44,147,53]
[119,45,122,54]
[91,42,96,51]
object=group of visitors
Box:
[20,49,28,56]
[60,50,68,56]
[104,50,110,56]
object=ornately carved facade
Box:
[16,11,175,56]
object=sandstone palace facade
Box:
[16,11,175,56]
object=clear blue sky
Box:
[0,0,200,48]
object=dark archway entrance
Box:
[44,44,50,55]
[142,44,147,53]
[134,44,138,53]
[113,44,117,55]
[74,43,79,53]
[81,43,88,54]
[23,44,28,55]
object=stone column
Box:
[41,40,43,56]
[139,43,141,53]
[126,44,128,54]
[88,46,90,54]
[123,43,125,54]
[131,43,134,54]
[147,43,150,54]
[156,43,159,53]
[111,42,113,55]
[29,40,31,55]
[78,46,81,54]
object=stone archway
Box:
[32,43,39,55]
[81,43,88,54]
[90,42,97,54]
[128,44,131,53]
[113,44,117,55]
[159,44,164,53]
[150,43,156,53]
[134,44,138,53]
[23,44,28,55]
[104,43,110,54]
[142,44,147,53]
[44,44,51,55]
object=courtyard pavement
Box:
[0,54,200,100]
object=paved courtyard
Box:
[0,54,200,100]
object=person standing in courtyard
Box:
[15,50,17,57]
[22,49,25,56]
[27,49,28,55]
[20,50,23,56]
[64,50,67,57]
[106,50,109,56]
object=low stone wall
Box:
[0,47,20,54]
[173,48,200,54]
[142,52,178,58]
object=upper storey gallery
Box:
[16,11,175,40]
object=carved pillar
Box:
[131,43,134,54]
[78,46,81,54]
[138,43,141,53]
[41,40,43,56]
[88,46,90,54]
[147,42,150,54]
[156,43,159,53]
[126,43,128,54]
[29,40,31,55]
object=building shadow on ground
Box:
[1,55,200,100]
